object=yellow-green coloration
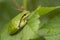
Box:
[8,10,30,35]
[20,12,30,27]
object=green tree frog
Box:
[8,10,30,35]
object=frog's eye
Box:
[24,13,27,16]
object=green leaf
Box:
[36,7,60,40]
[44,11,60,40]
[29,6,60,40]
[34,6,60,16]
[1,10,40,40]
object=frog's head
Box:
[19,10,30,27]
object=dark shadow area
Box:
[37,0,60,7]
[29,36,45,40]
[28,0,60,11]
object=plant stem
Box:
[23,0,27,10]
[13,0,20,10]
[12,0,24,12]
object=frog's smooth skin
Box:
[8,11,30,35]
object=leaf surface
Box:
[1,10,40,40]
